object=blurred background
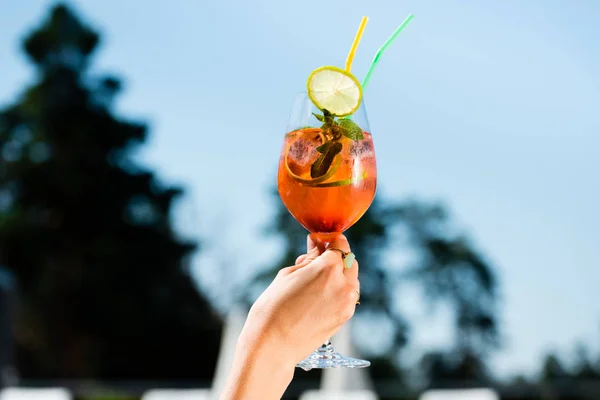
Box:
[0,0,599,399]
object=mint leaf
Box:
[310,142,342,178]
[338,119,364,141]
[316,141,333,153]
[322,109,335,125]
[312,112,324,122]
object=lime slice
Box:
[307,66,362,117]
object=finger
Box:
[310,234,350,272]
[308,234,327,254]
[327,235,359,280]
[294,233,327,265]
[288,247,319,273]
[326,234,350,253]
[345,257,359,281]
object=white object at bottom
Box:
[300,389,379,400]
[420,388,500,400]
[0,388,72,400]
[142,389,213,400]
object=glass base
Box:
[296,340,371,371]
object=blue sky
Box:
[1,0,599,379]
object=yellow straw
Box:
[345,16,368,72]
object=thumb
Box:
[307,234,326,254]
[294,246,319,266]
[295,234,326,265]
[289,247,320,273]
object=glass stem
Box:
[317,339,335,356]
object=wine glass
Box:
[277,91,377,370]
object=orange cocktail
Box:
[278,127,376,241]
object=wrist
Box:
[236,326,297,373]
[220,328,295,400]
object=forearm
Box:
[219,330,295,400]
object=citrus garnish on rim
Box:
[306,66,363,117]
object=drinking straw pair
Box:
[345,13,415,90]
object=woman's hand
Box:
[220,234,360,400]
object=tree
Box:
[534,346,600,399]
[540,353,569,383]
[251,191,500,387]
[0,4,222,380]
[419,350,491,389]
[572,342,600,381]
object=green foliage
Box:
[307,110,363,178]
[532,345,600,400]
[418,350,491,389]
[0,4,221,380]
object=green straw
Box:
[361,14,415,90]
